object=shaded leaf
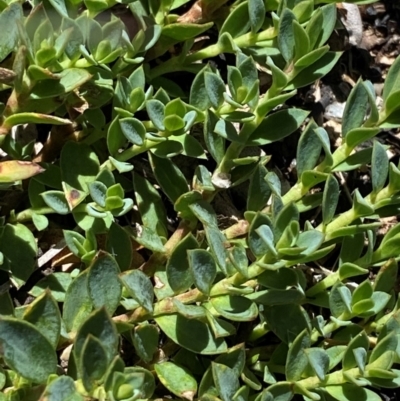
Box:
[188,249,217,296]
[0,317,57,383]
[22,291,61,349]
[120,269,154,313]
[155,362,197,401]
[155,314,227,355]
[88,253,122,315]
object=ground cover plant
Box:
[1,0,400,400]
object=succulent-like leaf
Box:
[0,317,57,383]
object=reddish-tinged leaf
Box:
[0,160,44,182]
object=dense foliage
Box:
[1,0,400,400]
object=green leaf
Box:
[61,142,99,192]
[352,281,373,306]
[41,191,70,214]
[292,0,313,22]
[305,6,323,49]
[286,329,310,381]
[205,72,226,109]
[267,57,288,92]
[266,382,293,401]
[316,4,337,47]
[247,109,309,146]
[0,317,57,383]
[89,181,107,208]
[0,292,14,318]
[371,140,389,195]
[338,262,368,281]
[41,376,83,401]
[229,245,249,278]
[164,115,185,132]
[149,153,188,203]
[374,258,398,293]
[128,224,165,253]
[133,323,159,363]
[162,22,213,41]
[293,21,310,61]
[248,0,265,33]
[0,223,37,284]
[165,98,186,118]
[345,127,380,150]
[22,291,61,349]
[262,304,310,344]
[296,121,321,177]
[0,3,23,63]
[166,233,198,293]
[74,308,118,364]
[63,230,86,258]
[333,147,374,172]
[343,331,369,371]
[210,295,258,322]
[188,249,217,296]
[173,134,206,159]
[325,384,381,401]
[353,189,374,217]
[214,118,244,144]
[322,174,339,225]
[388,162,400,194]
[258,268,301,290]
[146,99,165,131]
[246,288,304,305]
[151,140,183,158]
[190,65,212,111]
[278,9,296,63]
[107,116,127,157]
[119,117,145,146]
[80,335,108,392]
[155,362,198,401]
[155,313,227,355]
[247,164,271,211]
[353,347,368,373]
[342,80,369,137]
[63,270,93,333]
[106,183,124,199]
[287,51,342,90]
[305,348,329,381]
[29,273,72,303]
[109,157,134,174]
[106,223,132,271]
[47,0,68,17]
[120,269,154,313]
[88,253,121,316]
[205,225,229,274]
[248,212,274,257]
[329,283,352,318]
[31,68,92,98]
[383,53,400,102]
[274,203,299,242]
[294,45,329,69]
[3,113,71,130]
[220,2,250,38]
[370,332,398,365]
[227,66,243,101]
[212,362,240,401]
[173,299,206,320]
[204,110,225,163]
